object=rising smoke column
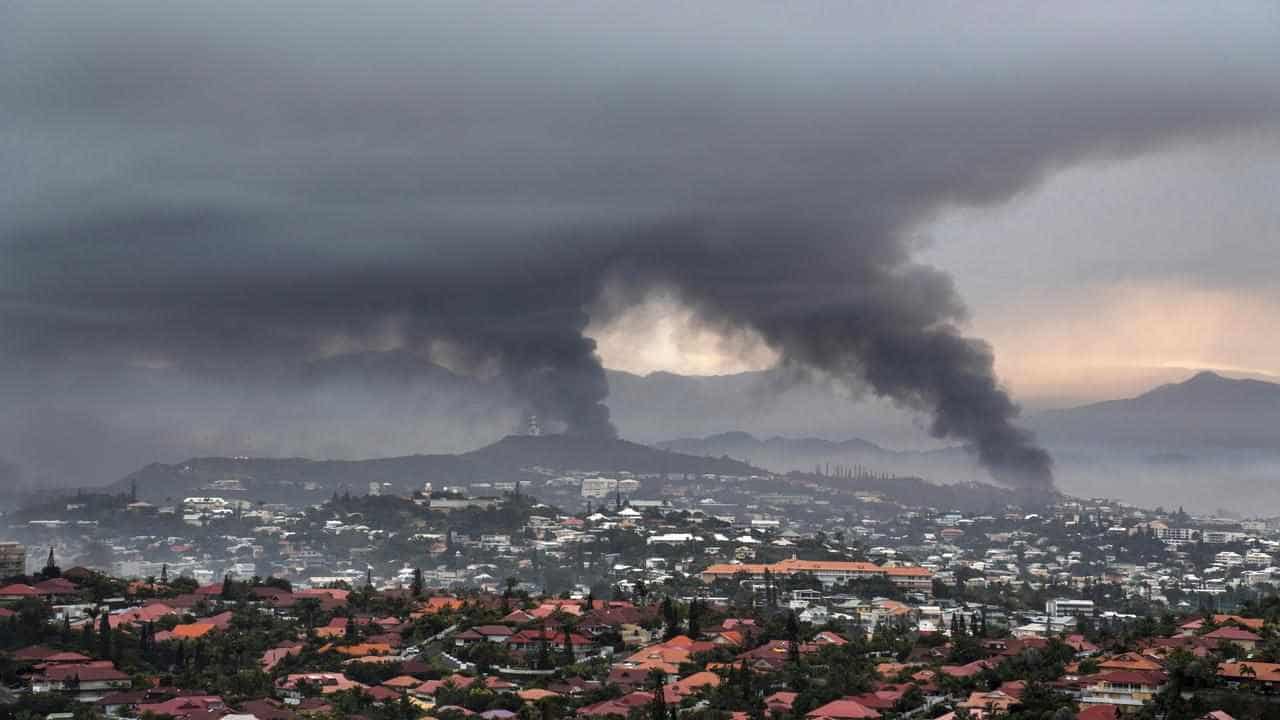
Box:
[599,215,1053,488]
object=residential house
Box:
[1080,671,1167,708]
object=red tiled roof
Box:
[262,644,303,671]
[136,695,225,718]
[12,645,57,661]
[33,578,80,594]
[939,659,997,678]
[1076,706,1119,720]
[106,602,177,629]
[41,651,93,664]
[663,671,720,704]
[765,691,797,711]
[1204,627,1260,641]
[806,698,880,719]
[1093,670,1166,687]
[577,691,654,718]
[366,685,402,701]
[1211,615,1265,631]
[41,664,130,682]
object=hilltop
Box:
[1030,370,1280,451]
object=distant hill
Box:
[109,434,760,504]
[1028,371,1280,451]
[1020,371,1280,513]
[1052,370,1280,414]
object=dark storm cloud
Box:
[2,2,1279,488]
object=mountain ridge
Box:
[1027,370,1280,452]
[1041,370,1280,416]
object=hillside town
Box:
[3,464,1280,719]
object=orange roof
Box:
[623,642,690,674]
[530,601,583,619]
[700,563,773,576]
[875,600,912,615]
[715,630,746,646]
[1212,615,1265,631]
[1099,652,1163,672]
[960,690,1017,711]
[518,689,561,702]
[664,671,721,704]
[171,623,216,639]
[673,671,720,693]
[1220,661,1280,683]
[775,558,883,573]
[334,642,394,657]
[416,596,465,614]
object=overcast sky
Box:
[3,2,1280,485]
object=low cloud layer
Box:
[2,3,1278,489]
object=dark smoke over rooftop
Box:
[2,3,1279,488]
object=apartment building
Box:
[0,542,25,578]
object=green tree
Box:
[648,669,668,720]
[411,568,424,598]
[661,597,679,640]
[97,611,112,659]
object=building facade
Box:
[0,542,25,578]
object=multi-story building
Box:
[1204,530,1246,545]
[1046,598,1095,617]
[1151,525,1197,543]
[1214,551,1244,567]
[0,542,25,578]
[1245,550,1274,568]
[581,477,642,500]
